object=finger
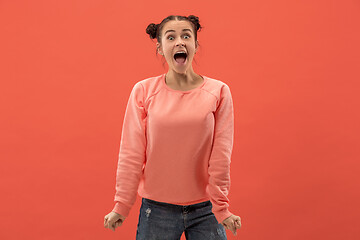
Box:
[104,218,108,227]
[230,221,237,236]
[232,227,237,236]
[111,222,116,231]
[106,221,111,229]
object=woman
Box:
[104,15,242,239]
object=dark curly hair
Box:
[145,15,203,65]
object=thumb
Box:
[236,219,242,228]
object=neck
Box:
[166,68,201,86]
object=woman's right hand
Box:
[104,211,126,231]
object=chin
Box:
[172,62,192,73]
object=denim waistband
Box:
[142,197,211,210]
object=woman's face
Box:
[157,20,198,73]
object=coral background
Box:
[0,0,359,239]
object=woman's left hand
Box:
[221,214,242,236]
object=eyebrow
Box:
[164,29,192,35]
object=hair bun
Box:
[146,23,158,39]
[187,15,202,31]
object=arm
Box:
[207,83,234,224]
[111,82,147,218]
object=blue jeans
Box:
[136,197,227,240]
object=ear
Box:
[195,40,198,53]
[156,42,163,55]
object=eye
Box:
[167,34,190,40]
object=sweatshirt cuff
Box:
[111,201,131,218]
[213,208,233,224]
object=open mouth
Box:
[174,52,187,64]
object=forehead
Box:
[162,20,193,35]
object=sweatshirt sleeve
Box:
[207,83,234,224]
[111,82,147,218]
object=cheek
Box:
[188,49,196,58]
[165,49,174,60]
[162,47,171,56]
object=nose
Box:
[175,37,185,47]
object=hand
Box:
[104,211,126,232]
[220,214,242,236]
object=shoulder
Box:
[135,74,164,89]
[203,75,229,87]
[130,74,164,103]
[201,75,232,99]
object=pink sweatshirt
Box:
[112,73,234,224]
